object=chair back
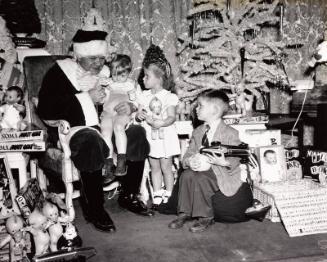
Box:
[23,55,70,128]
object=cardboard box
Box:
[240,129,281,147]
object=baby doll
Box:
[25,209,50,256]
[42,201,70,252]
[0,215,31,262]
[0,86,26,130]
[148,97,164,140]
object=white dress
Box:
[0,104,21,129]
[139,89,181,158]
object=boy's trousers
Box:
[177,168,218,218]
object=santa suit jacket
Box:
[182,121,243,197]
[37,58,109,127]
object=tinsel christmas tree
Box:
[176,0,301,113]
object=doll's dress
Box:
[0,104,21,129]
[139,89,180,158]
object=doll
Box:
[42,201,70,252]
[25,209,50,256]
[148,97,164,140]
[0,215,31,262]
[57,222,82,251]
[0,86,26,130]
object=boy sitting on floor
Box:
[168,89,253,233]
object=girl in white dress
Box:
[136,53,180,206]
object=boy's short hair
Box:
[7,86,23,100]
[110,54,132,76]
[198,89,230,112]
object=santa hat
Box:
[72,29,108,58]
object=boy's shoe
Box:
[168,214,192,229]
[103,158,115,187]
[189,217,214,233]
[118,193,155,217]
[115,154,127,176]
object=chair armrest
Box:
[44,120,100,159]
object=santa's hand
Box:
[136,109,147,121]
[13,103,25,112]
[115,101,135,116]
[89,87,106,104]
[98,76,110,88]
[205,152,231,167]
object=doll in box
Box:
[25,209,50,256]
[0,215,31,262]
[148,97,164,140]
[0,86,27,130]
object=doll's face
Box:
[29,210,48,230]
[42,203,59,222]
[149,98,162,114]
[5,90,21,105]
[13,231,23,242]
[64,223,77,240]
[6,215,24,235]
[264,152,277,165]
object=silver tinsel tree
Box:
[176,0,301,114]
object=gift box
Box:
[253,184,281,222]
[253,179,327,237]
[239,129,281,147]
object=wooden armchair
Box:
[23,55,80,221]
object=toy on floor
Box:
[42,201,70,252]
[0,215,31,262]
[57,222,82,251]
[25,209,50,256]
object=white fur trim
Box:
[74,40,108,58]
[75,92,99,126]
[57,59,110,91]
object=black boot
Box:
[118,192,154,217]
[103,158,115,186]
[80,170,116,233]
[115,154,127,176]
[118,160,154,217]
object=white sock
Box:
[162,190,172,204]
[153,190,164,205]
